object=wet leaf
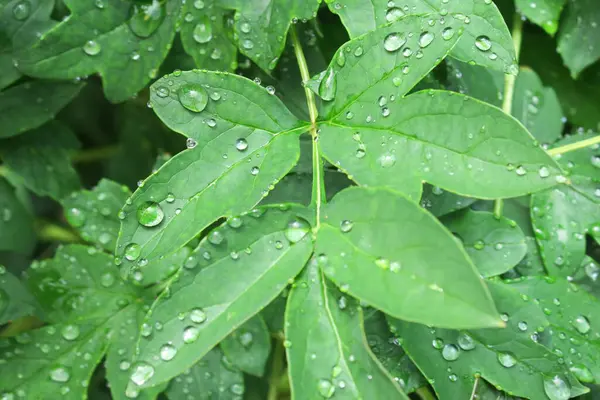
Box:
[0,178,36,255]
[221,315,271,377]
[516,0,566,35]
[557,0,600,77]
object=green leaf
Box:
[219,0,321,71]
[316,187,502,329]
[327,0,517,73]
[285,257,407,399]
[0,121,80,200]
[116,70,307,274]
[508,276,600,385]
[446,58,503,107]
[61,179,130,252]
[0,0,56,89]
[515,0,566,35]
[557,0,600,77]
[569,256,600,299]
[363,309,426,393]
[18,0,181,102]
[130,205,313,388]
[311,16,561,201]
[515,236,547,277]
[531,133,600,277]
[165,347,245,400]
[0,266,40,324]
[441,209,527,278]
[179,0,237,71]
[420,184,476,218]
[0,80,84,139]
[0,177,36,255]
[220,315,271,377]
[390,281,589,400]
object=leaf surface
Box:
[221,315,271,377]
[131,206,313,388]
[516,0,566,34]
[391,281,589,400]
[317,187,501,329]
[285,257,406,399]
[0,267,40,325]
[116,70,307,275]
[557,0,600,77]
[0,178,36,255]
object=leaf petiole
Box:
[547,134,600,155]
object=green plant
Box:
[1,0,600,398]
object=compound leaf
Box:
[18,0,181,102]
[285,257,407,399]
[316,187,502,329]
[557,0,600,77]
[130,206,313,389]
[327,0,517,73]
[441,209,527,278]
[0,80,84,139]
[391,281,589,400]
[116,70,307,275]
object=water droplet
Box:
[497,352,516,368]
[160,344,177,361]
[572,315,590,334]
[418,32,435,48]
[336,51,346,67]
[186,138,197,149]
[285,218,311,243]
[119,360,131,370]
[457,333,475,350]
[570,364,594,383]
[242,39,254,49]
[208,230,224,245]
[155,86,169,98]
[441,344,459,361]
[319,68,337,101]
[354,46,363,57]
[193,16,213,43]
[65,208,86,227]
[378,153,396,168]
[12,1,31,20]
[543,375,571,400]
[83,40,101,56]
[190,308,207,324]
[390,261,401,273]
[355,148,366,158]
[50,366,70,382]
[475,35,492,52]
[231,383,244,395]
[538,166,550,178]
[317,379,335,398]
[432,338,444,349]
[239,331,253,347]
[518,321,528,331]
[131,363,154,386]
[61,325,80,341]
[441,27,455,40]
[136,201,164,227]
[178,83,209,113]
[128,0,165,38]
[385,7,405,22]
[340,220,353,233]
[383,32,407,52]
[515,165,527,176]
[124,243,141,261]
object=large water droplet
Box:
[378,153,396,168]
[383,32,407,52]
[50,366,70,382]
[65,207,86,227]
[543,375,571,400]
[235,138,248,151]
[317,379,335,398]
[441,344,459,361]
[83,40,101,56]
[418,32,435,48]
[340,220,353,233]
[131,363,154,386]
[572,315,590,334]
[285,218,311,243]
[61,324,80,341]
[475,35,492,52]
[385,7,405,22]
[193,16,213,43]
[319,68,337,101]
[136,201,164,227]
[441,27,455,40]
[182,326,200,343]
[160,344,177,361]
[239,331,254,347]
[497,352,516,368]
[128,0,165,38]
[190,308,207,323]
[457,333,475,350]
[570,364,593,383]
[208,230,224,245]
[178,83,209,113]
[124,243,141,261]
[13,1,31,20]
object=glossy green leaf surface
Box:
[0,121,80,200]
[531,134,600,277]
[316,187,502,329]
[557,0,600,77]
[310,15,561,200]
[327,0,517,73]
[61,179,131,252]
[130,206,313,388]
[508,276,600,384]
[0,178,35,255]
[179,0,237,71]
[219,0,321,71]
[391,281,589,400]
[116,70,307,275]
[516,0,566,35]
[442,209,527,278]
[18,0,181,102]
[515,236,547,277]
[285,257,406,399]
[420,184,476,217]
[0,266,39,324]
[165,347,245,399]
[221,315,271,377]
[0,80,83,138]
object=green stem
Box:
[71,145,120,163]
[495,13,524,218]
[548,135,600,156]
[267,339,285,400]
[0,316,44,337]
[36,221,81,243]
[416,386,437,400]
[290,26,324,231]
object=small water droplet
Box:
[475,35,492,52]
[193,16,213,43]
[340,220,353,233]
[12,1,31,20]
[441,344,459,361]
[190,308,207,324]
[178,83,209,113]
[441,27,455,40]
[457,333,475,350]
[378,153,396,168]
[83,40,101,56]
[385,7,405,22]
[497,352,516,368]
[61,325,80,341]
[160,344,177,361]
[50,366,70,382]
[317,379,335,398]
[569,364,594,383]
[124,243,141,261]
[284,218,311,243]
[65,208,86,227]
[128,0,165,38]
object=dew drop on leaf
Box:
[383,32,407,52]
[60,324,80,341]
[182,326,199,343]
[83,40,101,56]
[186,138,197,149]
[124,243,141,261]
[543,375,571,400]
[160,344,177,361]
[235,138,248,151]
[442,27,455,40]
[517,321,528,331]
[284,218,311,243]
[319,68,337,101]
[49,366,70,382]
[572,315,591,334]
[190,308,207,323]
[497,352,517,368]
[385,7,405,22]
[65,207,86,227]
[128,0,165,38]
[340,220,353,233]
[317,379,335,398]
[418,32,435,48]
[193,16,213,44]
[131,363,154,386]
[475,35,492,52]
[136,201,164,227]
[208,230,224,245]
[378,153,396,168]
[441,344,459,361]
[12,0,31,20]
[569,364,594,383]
[178,83,209,113]
[457,333,475,350]
[432,338,444,349]
[239,331,253,347]
[250,166,260,176]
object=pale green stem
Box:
[267,339,285,400]
[548,135,600,156]
[416,386,437,400]
[290,27,324,231]
[37,221,81,243]
[495,13,524,219]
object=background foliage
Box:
[1,0,600,399]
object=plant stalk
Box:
[495,13,524,219]
[290,26,324,230]
[548,135,600,156]
[36,221,81,243]
[267,339,285,400]
[416,386,437,400]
